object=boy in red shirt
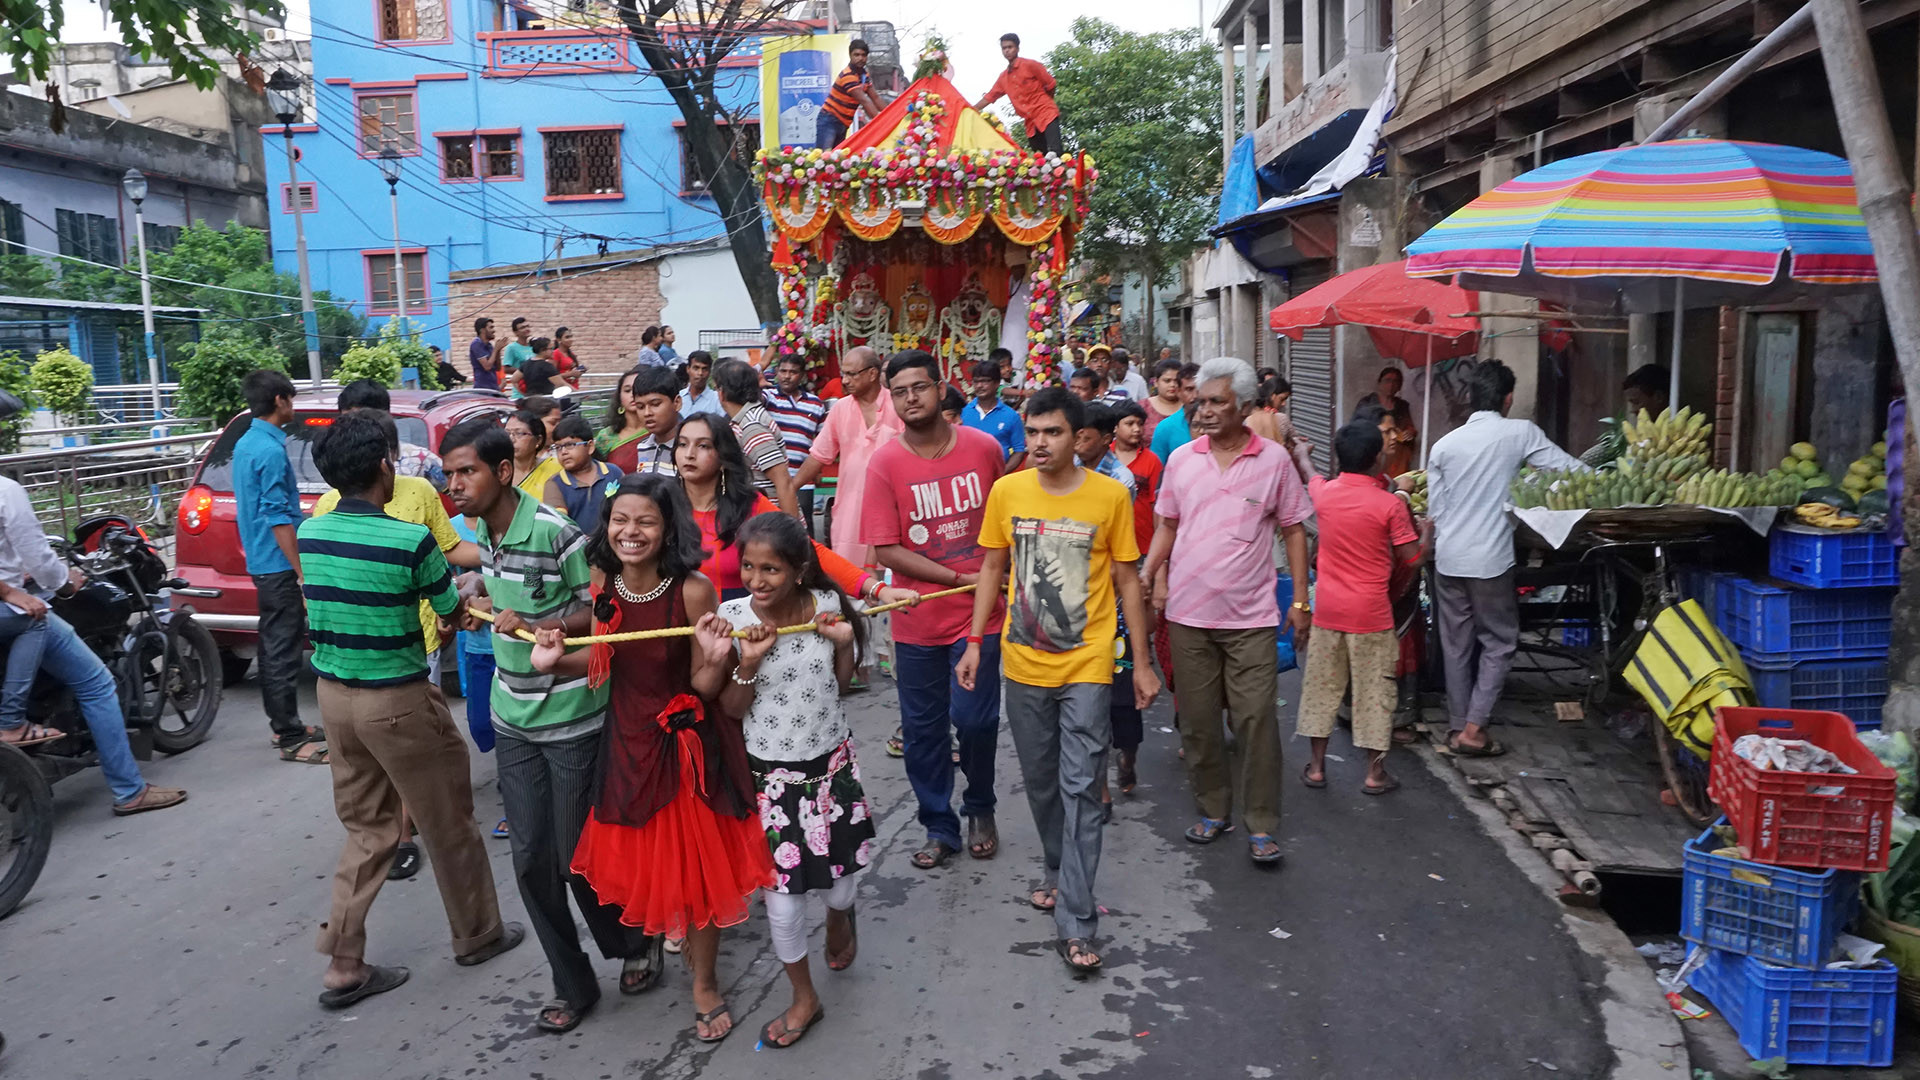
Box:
[1298,419,1423,794]
[1110,400,1162,559]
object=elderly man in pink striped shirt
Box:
[1142,356,1313,868]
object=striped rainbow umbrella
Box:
[1405,139,1876,311]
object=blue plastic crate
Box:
[1715,575,1893,662]
[1741,653,1888,729]
[1681,820,1861,969]
[1771,526,1898,588]
[1681,568,1729,609]
[1690,948,1897,1067]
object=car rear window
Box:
[196,412,432,494]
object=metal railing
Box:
[0,429,220,539]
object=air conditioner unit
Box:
[264,28,281,40]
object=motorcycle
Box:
[0,515,223,919]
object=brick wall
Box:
[447,258,665,375]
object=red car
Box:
[173,388,515,681]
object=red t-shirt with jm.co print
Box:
[860,426,1008,645]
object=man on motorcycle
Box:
[0,473,186,814]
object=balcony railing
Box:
[480,28,637,78]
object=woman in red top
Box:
[530,471,774,1043]
[552,326,584,390]
[1142,358,1184,444]
[671,414,916,607]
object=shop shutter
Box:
[1284,264,1334,475]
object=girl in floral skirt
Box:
[717,511,878,1050]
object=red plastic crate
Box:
[1708,707,1897,872]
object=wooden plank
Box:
[1519,776,1688,874]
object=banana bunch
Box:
[1512,467,1675,510]
[1623,406,1712,463]
[1395,470,1428,515]
[1673,468,1802,508]
[1794,503,1864,529]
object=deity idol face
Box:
[953,274,990,324]
[845,272,882,320]
[903,292,934,328]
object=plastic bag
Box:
[1860,729,1917,812]
[1274,574,1299,673]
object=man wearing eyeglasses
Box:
[792,346,902,569]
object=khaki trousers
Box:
[314,678,504,961]
[1168,623,1281,836]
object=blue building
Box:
[271,0,816,369]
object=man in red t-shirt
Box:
[862,350,1009,868]
[1298,419,1424,795]
[975,33,1062,155]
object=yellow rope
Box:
[465,584,977,645]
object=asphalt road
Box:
[0,667,1612,1079]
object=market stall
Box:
[754,73,1096,386]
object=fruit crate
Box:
[1715,576,1893,662]
[1689,947,1897,1067]
[1770,525,1898,588]
[1708,707,1897,872]
[1740,654,1889,730]
[1681,819,1862,969]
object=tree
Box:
[175,327,283,425]
[614,1,810,325]
[2,0,284,128]
[28,347,93,423]
[1048,19,1222,356]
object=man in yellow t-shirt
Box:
[956,387,1159,975]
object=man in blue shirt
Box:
[233,369,324,762]
[961,356,1025,473]
[1149,362,1199,463]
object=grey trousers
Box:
[496,729,653,1009]
[1005,679,1110,942]
[1434,569,1519,731]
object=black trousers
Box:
[496,729,652,1009]
[252,570,307,741]
[798,486,816,538]
[1029,118,1063,155]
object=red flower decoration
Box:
[655,693,705,733]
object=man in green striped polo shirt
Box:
[300,410,524,1011]
[442,416,654,1032]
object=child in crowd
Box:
[544,413,624,533]
[1073,403,1135,495]
[942,385,966,427]
[718,512,875,1049]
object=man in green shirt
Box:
[441,416,657,1033]
[300,410,524,1011]
[501,317,535,391]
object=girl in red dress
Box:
[531,471,774,1044]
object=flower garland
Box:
[771,261,814,363]
[1025,246,1064,385]
[756,146,1094,207]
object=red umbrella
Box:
[1268,259,1480,366]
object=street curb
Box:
[1412,743,1690,1079]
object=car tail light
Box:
[179,485,215,535]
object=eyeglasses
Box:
[889,381,940,397]
[506,429,536,441]
[552,440,591,452]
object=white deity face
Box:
[953,275,990,324]
[845,272,882,320]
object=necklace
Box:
[906,426,953,460]
[614,573,671,605]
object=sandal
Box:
[911,840,957,870]
[1448,733,1507,758]
[455,922,526,967]
[278,737,330,765]
[492,819,510,838]
[759,1005,825,1049]
[1392,727,1420,746]
[1057,938,1102,973]
[693,1001,734,1043]
[1249,834,1284,866]
[885,729,904,758]
[318,964,409,1010]
[272,725,325,749]
[620,935,666,994]
[1363,774,1402,796]
[1117,750,1137,795]
[536,997,594,1034]
[1184,817,1233,844]
[1301,764,1327,789]
[0,723,65,747]
[112,784,187,816]
[825,907,857,971]
[387,841,421,881]
[664,934,685,955]
[1028,886,1057,911]
[966,814,998,860]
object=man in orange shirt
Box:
[818,38,885,149]
[975,33,1062,155]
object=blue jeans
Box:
[0,610,50,730]
[894,636,1001,849]
[458,646,496,754]
[41,613,146,803]
[816,111,848,149]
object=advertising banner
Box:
[761,33,850,153]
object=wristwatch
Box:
[1291,601,1312,613]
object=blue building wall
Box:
[275,1,774,352]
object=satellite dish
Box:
[105,95,132,119]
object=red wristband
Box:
[966,635,984,644]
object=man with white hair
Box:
[1143,357,1313,867]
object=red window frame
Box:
[362,247,430,315]
[356,90,420,157]
[280,182,318,213]
[539,125,624,202]
[435,128,522,183]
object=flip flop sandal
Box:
[1363,776,1402,796]
[693,1002,734,1043]
[1301,765,1327,789]
[536,998,594,1034]
[455,922,526,967]
[278,737,330,765]
[492,819,510,838]
[1248,835,1284,866]
[759,1006,825,1049]
[966,815,998,859]
[387,842,422,881]
[885,731,905,758]
[825,908,857,972]
[911,840,957,869]
[318,964,409,1010]
[1450,737,1506,758]
[663,934,685,955]
[1028,886,1057,911]
[111,785,187,816]
[621,936,666,994]
[1184,818,1234,844]
[0,723,65,748]
[1057,938,1102,973]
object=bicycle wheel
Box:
[1653,721,1716,825]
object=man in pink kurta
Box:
[794,347,904,567]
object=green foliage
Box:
[3,1,285,125]
[0,349,34,452]
[334,341,403,390]
[175,327,283,425]
[1048,19,1222,293]
[380,318,440,390]
[28,347,92,421]
[0,253,54,296]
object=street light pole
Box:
[267,69,323,389]
[377,147,409,332]
[121,169,161,419]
